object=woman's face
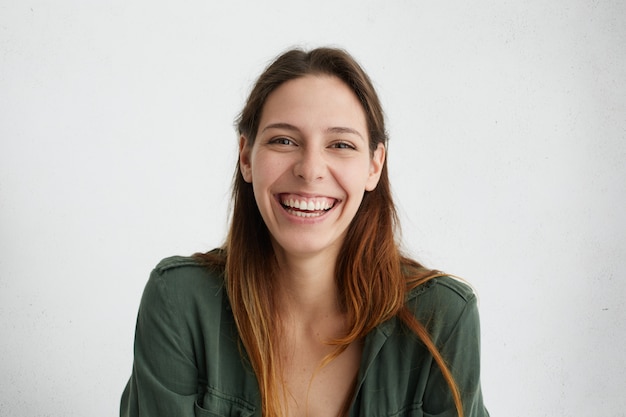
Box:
[239,75,385,261]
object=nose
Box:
[293,148,326,182]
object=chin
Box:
[273,237,342,260]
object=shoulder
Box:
[152,255,224,286]
[140,255,226,314]
[404,276,480,341]
[408,275,476,304]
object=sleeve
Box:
[120,267,200,417]
[424,294,490,417]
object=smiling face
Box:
[239,75,385,261]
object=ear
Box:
[365,142,385,191]
[239,135,253,183]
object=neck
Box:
[274,248,342,324]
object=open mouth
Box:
[279,194,337,218]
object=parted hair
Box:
[195,47,462,417]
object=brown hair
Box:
[196,47,462,417]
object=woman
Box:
[121,47,489,417]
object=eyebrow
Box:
[261,123,301,134]
[261,123,365,140]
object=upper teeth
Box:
[282,198,334,211]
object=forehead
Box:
[258,75,368,133]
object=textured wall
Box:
[1,1,625,416]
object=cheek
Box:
[250,154,291,197]
[335,168,371,200]
[252,159,284,184]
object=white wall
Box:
[1,1,625,416]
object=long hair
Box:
[196,47,462,417]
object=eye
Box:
[330,141,356,150]
[270,137,296,146]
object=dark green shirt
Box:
[121,256,489,417]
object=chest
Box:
[195,308,433,416]
[280,340,363,417]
